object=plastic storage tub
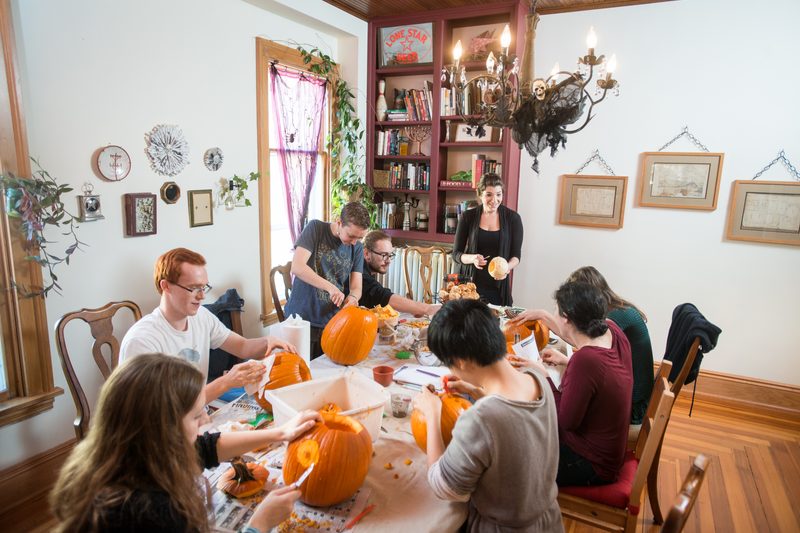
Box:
[264,370,390,442]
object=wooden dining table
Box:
[203,316,467,532]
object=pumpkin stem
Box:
[230,457,257,483]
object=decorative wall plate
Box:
[145,124,190,176]
[96,145,131,181]
[204,147,224,171]
[160,181,181,204]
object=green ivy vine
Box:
[297,46,377,228]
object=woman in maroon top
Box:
[514,281,633,486]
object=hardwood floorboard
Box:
[562,396,800,532]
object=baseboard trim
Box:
[664,365,800,421]
[0,438,75,531]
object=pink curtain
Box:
[269,64,328,242]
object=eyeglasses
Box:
[172,282,212,295]
[368,248,395,261]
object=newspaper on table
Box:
[203,394,371,532]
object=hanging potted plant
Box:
[297,46,377,227]
[1,158,84,297]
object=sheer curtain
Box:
[269,63,328,242]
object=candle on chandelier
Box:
[549,63,560,87]
[453,40,463,69]
[486,51,496,75]
[606,54,617,81]
[501,24,511,56]
[586,26,597,56]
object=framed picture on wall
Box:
[188,189,213,227]
[378,23,434,67]
[725,180,800,246]
[124,193,157,236]
[639,152,724,210]
[559,175,628,229]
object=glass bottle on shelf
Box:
[444,205,458,234]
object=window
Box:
[0,1,62,425]
[256,39,332,324]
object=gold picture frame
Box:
[559,175,628,229]
[639,152,724,210]
[726,180,800,246]
[188,189,213,227]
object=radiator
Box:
[377,246,457,302]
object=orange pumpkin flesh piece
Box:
[283,412,373,507]
[321,307,378,366]
[410,393,471,452]
[217,458,268,499]
[255,352,311,413]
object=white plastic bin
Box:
[264,370,390,442]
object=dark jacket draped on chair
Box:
[663,303,721,385]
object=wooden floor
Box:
[564,396,800,533]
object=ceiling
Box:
[322,0,670,20]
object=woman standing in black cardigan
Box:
[452,173,523,306]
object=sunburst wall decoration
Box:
[145,124,190,176]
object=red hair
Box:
[153,248,206,294]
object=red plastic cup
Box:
[372,365,394,387]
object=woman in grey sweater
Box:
[414,299,563,532]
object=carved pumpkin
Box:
[255,352,311,413]
[319,402,342,414]
[321,307,378,366]
[488,257,510,280]
[502,320,550,351]
[410,393,472,452]
[283,412,373,507]
[217,457,268,498]
[525,320,550,351]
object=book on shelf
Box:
[470,154,502,186]
[385,162,430,190]
[439,179,473,189]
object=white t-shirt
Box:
[119,306,232,378]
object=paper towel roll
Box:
[278,315,311,365]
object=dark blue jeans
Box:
[557,443,612,486]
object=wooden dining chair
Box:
[645,338,701,524]
[661,454,710,533]
[269,261,292,322]
[628,360,673,448]
[403,245,450,303]
[557,375,675,533]
[54,300,142,440]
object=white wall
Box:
[513,0,800,384]
[0,0,366,469]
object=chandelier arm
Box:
[561,112,595,135]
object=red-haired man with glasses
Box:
[120,247,295,401]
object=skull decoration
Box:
[533,79,546,101]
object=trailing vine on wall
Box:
[297,46,377,227]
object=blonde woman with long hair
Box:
[51,354,319,532]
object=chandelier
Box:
[441,0,619,172]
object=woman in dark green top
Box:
[568,266,654,425]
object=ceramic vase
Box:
[376,80,388,122]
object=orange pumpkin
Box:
[506,341,515,355]
[410,393,472,452]
[319,402,342,414]
[503,322,532,343]
[283,412,373,507]
[217,458,268,498]
[525,320,550,351]
[255,352,311,413]
[502,320,550,351]
[321,307,378,366]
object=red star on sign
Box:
[400,36,415,52]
